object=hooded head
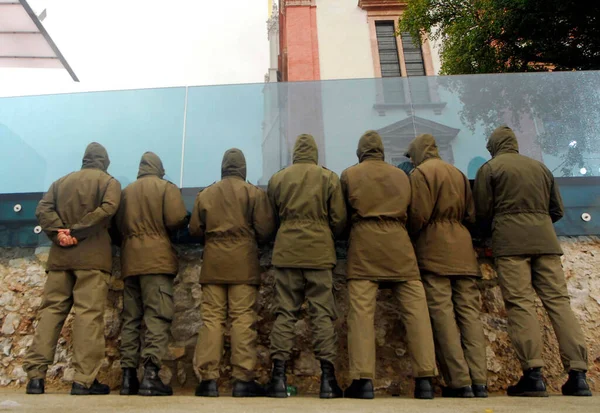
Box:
[137,151,165,179]
[82,142,110,172]
[221,148,247,180]
[293,134,318,164]
[406,134,440,166]
[356,130,385,162]
[486,126,519,157]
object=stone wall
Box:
[1,237,599,395]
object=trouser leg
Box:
[120,276,143,369]
[347,280,377,380]
[23,271,75,380]
[229,284,258,381]
[532,255,588,372]
[269,268,304,361]
[71,270,110,387]
[393,280,437,378]
[496,256,544,370]
[194,284,227,380]
[139,274,174,367]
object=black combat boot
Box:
[139,361,173,396]
[265,359,288,398]
[232,380,266,397]
[195,380,219,397]
[26,378,45,395]
[344,379,374,399]
[120,368,139,395]
[507,367,548,397]
[71,379,111,395]
[414,377,434,399]
[320,360,343,399]
[562,370,592,397]
[473,384,489,398]
[441,385,475,398]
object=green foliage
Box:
[399,0,600,75]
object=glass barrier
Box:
[1,71,599,246]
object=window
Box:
[400,32,426,77]
[375,21,401,77]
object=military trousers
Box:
[120,274,174,369]
[421,275,487,388]
[270,268,338,363]
[347,279,437,379]
[194,284,258,381]
[23,270,110,387]
[496,255,588,372]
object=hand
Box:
[57,231,78,247]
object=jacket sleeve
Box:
[70,178,122,241]
[549,176,565,223]
[267,177,280,232]
[188,192,205,243]
[339,171,352,241]
[35,181,66,246]
[163,183,189,231]
[252,188,276,245]
[463,175,477,230]
[408,169,433,237]
[473,163,494,237]
[111,194,125,247]
[328,174,347,239]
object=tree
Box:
[399,0,600,75]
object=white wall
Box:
[316,0,375,80]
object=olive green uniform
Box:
[189,149,275,381]
[116,152,188,368]
[407,133,487,388]
[24,143,121,387]
[267,134,347,363]
[340,131,436,380]
[473,126,588,372]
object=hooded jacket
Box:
[116,152,188,278]
[268,134,347,269]
[407,134,479,276]
[189,148,275,284]
[473,126,564,257]
[340,131,420,281]
[36,142,121,273]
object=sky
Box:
[0,0,271,97]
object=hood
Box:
[137,151,165,179]
[406,134,440,166]
[487,126,519,157]
[221,148,247,179]
[356,130,385,162]
[293,134,318,164]
[81,142,110,171]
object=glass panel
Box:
[182,83,266,188]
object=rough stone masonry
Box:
[0,237,599,395]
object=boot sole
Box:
[343,393,374,399]
[139,389,173,396]
[415,392,434,400]
[195,392,219,397]
[71,391,110,396]
[266,393,288,398]
[563,390,592,397]
[232,392,266,397]
[26,389,44,395]
[120,390,139,396]
[508,391,548,397]
[320,392,344,399]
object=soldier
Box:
[116,152,188,396]
[266,134,346,399]
[190,148,274,397]
[341,131,437,400]
[473,126,591,397]
[406,134,488,398]
[24,143,121,395]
